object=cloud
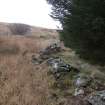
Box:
[0,0,60,29]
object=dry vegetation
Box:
[0,36,56,105]
[0,22,104,105]
[0,23,59,105]
[0,53,49,105]
[0,36,101,105]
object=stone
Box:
[39,43,61,60]
[74,74,91,88]
[47,57,62,66]
[74,88,85,96]
[47,57,79,79]
[65,96,92,105]
[86,90,105,105]
[47,57,72,74]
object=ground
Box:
[0,34,57,105]
[0,23,105,105]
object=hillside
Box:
[0,22,105,105]
[0,22,59,105]
[0,22,59,38]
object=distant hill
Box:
[0,22,59,38]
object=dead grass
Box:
[0,22,105,105]
[0,34,104,105]
[0,23,59,105]
[0,35,57,55]
[0,35,54,105]
[0,55,50,105]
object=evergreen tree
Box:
[47,0,105,65]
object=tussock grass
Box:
[0,35,58,105]
[0,22,60,105]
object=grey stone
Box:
[39,43,61,60]
[87,90,105,105]
[74,74,91,88]
[47,57,62,66]
[47,57,79,79]
[74,88,85,96]
[47,57,72,74]
[31,43,61,64]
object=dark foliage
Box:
[47,0,105,65]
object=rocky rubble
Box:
[66,96,91,105]
[39,43,61,60]
[74,88,85,96]
[74,74,91,88]
[74,73,92,96]
[47,57,76,79]
[47,57,72,73]
[32,43,79,80]
[86,90,105,105]
[31,43,62,64]
[31,42,105,105]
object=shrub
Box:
[9,23,31,35]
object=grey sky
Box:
[0,0,60,29]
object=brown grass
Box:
[0,22,60,105]
[0,35,57,55]
[0,23,104,105]
[0,34,104,105]
[0,55,50,105]
[0,35,55,105]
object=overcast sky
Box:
[0,0,61,29]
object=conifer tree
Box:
[47,0,105,65]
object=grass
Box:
[47,48,105,103]
[0,45,19,55]
[0,23,60,105]
[0,22,105,105]
[0,34,58,105]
